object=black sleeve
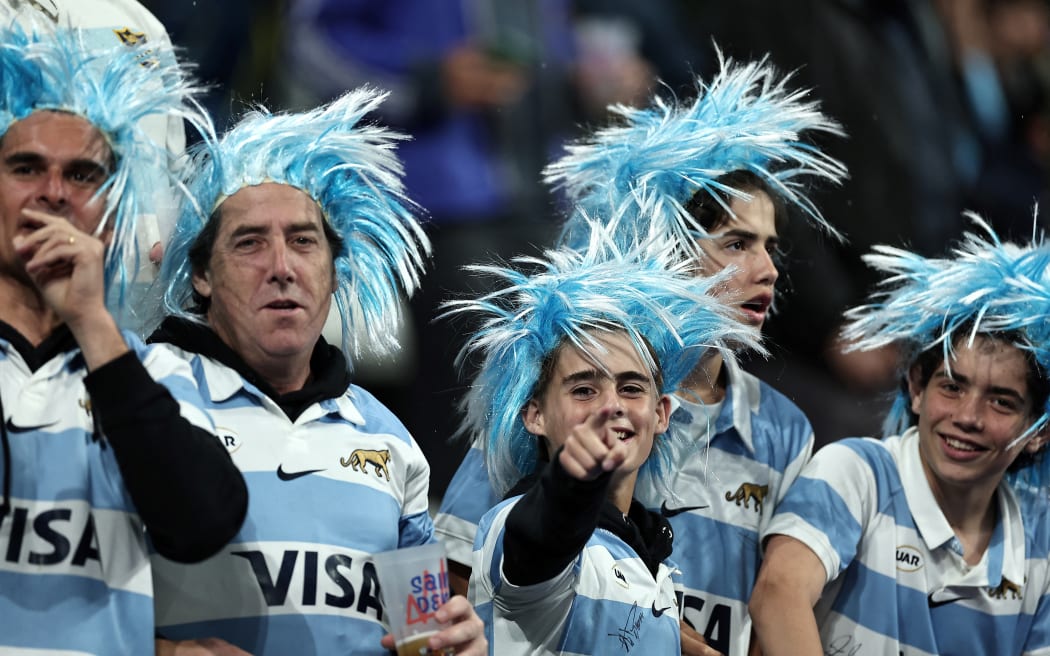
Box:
[502,449,610,586]
[84,351,248,563]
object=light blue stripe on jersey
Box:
[665,515,758,599]
[0,568,152,653]
[775,477,863,574]
[5,428,129,510]
[558,594,680,655]
[160,612,390,656]
[398,509,434,548]
[440,447,497,524]
[235,472,403,552]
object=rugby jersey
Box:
[765,429,1050,655]
[471,462,680,656]
[0,328,217,654]
[151,327,436,656]
[437,357,813,655]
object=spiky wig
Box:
[160,87,430,361]
[841,215,1050,492]
[0,23,210,310]
[446,220,761,496]
[546,48,846,256]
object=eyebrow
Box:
[717,228,779,245]
[561,369,652,386]
[4,151,111,176]
[935,370,1026,403]
[227,221,322,240]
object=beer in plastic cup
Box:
[372,543,453,656]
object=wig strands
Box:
[447,221,762,496]
[0,24,212,311]
[546,48,847,257]
[841,214,1050,493]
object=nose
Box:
[268,241,294,283]
[606,395,625,418]
[755,248,778,285]
[953,393,984,431]
[37,168,68,212]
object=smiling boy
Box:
[749,220,1050,655]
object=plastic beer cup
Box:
[372,543,453,656]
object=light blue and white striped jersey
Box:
[0,331,214,655]
[765,429,1050,655]
[436,358,813,655]
[471,496,681,656]
[152,348,436,656]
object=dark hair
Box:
[905,330,1050,466]
[683,170,788,233]
[187,199,346,312]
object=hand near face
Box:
[12,208,127,369]
[379,594,487,655]
[558,407,629,481]
[13,208,108,326]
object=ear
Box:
[192,267,212,300]
[655,394,671,434]
[1024,426,1049,455]
[522,398,544,437]
[907,364,925,416]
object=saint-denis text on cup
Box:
[372,543,453,656]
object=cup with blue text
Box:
[372,543,454,656]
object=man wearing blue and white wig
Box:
[455,224,760,655]
[151,87,486,656]
[752,217,1050,655]
[436,50,845,656]
[0,25,248,655]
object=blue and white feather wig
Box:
[546,48,846,256]
[841,215,1050,491]
[160,87,430,361]
[446,220,761,497]
[0,23,210,311]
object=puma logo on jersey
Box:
[725,482,767,512]
[78,398,92,417]
[341,449,391,480]
[989,577,1022,600]
[113,27,148,47]
[612,565,629,589]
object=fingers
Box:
[429,595,487,655]
[680,620,723,656]
[558,408,629,480]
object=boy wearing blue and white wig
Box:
[457,228,759,656]
[151,88,486,656]
[752,218,1050,655]
[0,25,247,654]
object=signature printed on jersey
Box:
[608,603,646,652]
[825,635,863,656]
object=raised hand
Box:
[558,407,630,481]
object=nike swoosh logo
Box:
[651,602,672,618]
[927,593,964,608]
[276,465,325,481]
[660,501,709,517]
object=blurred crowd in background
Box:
[141,0,1050,497]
